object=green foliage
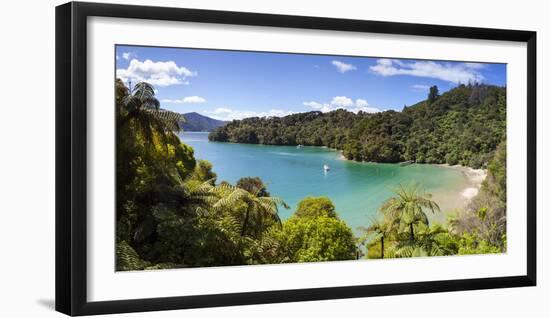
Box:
[484,140,506,203]
[115,79,507,269]
[144,263,179,270]
[190,159,217,185]
[446,145,507,253]
[358,218,392,259]
[116,241,150,271]
[211,183,288,238]
[210,84,506,168]
[118,81,183,147]
[115,80,290,269]
[269,215,357,263]
[386,223,455,258]
[210,109,359,149]
[256,197,357,263]
[294,196,338,219]
[379,183,440,241]
[428,85,440,104]
[455,232,503,255]
[236,177,270,197]
[362,175,506,260]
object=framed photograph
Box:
[55,1,536,316]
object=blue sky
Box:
[115,45,506,121]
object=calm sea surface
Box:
[179,132,470,231]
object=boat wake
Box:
[272,152,301,156]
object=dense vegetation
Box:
[361,146,506,259]
[180,112,227,132]
[116,80,357,270]
[116,80,506,271]
[210,84,506,168]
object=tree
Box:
[116,240,150,271]
[428,85,439,104]
[294,196,338,219]
[447,140,507,252]
[359,218,392,259]
[270,215,357,262]
[236,177,270,197]
[262,197,357,263]
[190,160,217,185]
[484,140,506,203]
[388,223,453,258]
[380,183,440,241]
[213,184,288,237]
[115,80,196,257]
[209,85,506,169]
[149,177,241,266]
[118,81,184,146]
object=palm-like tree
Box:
[178,177,218,217]
[380,183,440,241]
[389,223,450,257]
[358,218,392,259]
[130,176,216,248]
[212,184,288,237]
[117,81,184,145]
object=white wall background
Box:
[0,0,546,317]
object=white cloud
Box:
[182,96,206,103]
[122,52,134,60]
[161,96,206,104]
[303,101,333,113]
[116,59,197,87]
[303,101,324,108]
[370,59,484,84]
[204,108,295,121]
[211,107,232,114]
[303,96,381,114]
[377,58,393,66]
[355,99,369,107]
[331,60,357,73]
[331,96,354,107]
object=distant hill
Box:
[181,112,227,132]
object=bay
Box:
[179,132,472,231]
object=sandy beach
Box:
[334,152,488,218]
[422,164,486,222]
[437,164,487,200]
[336,152,488,200]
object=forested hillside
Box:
[209,84,506,168]
[181,112,227,132]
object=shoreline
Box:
[186,133,488,204]
[183,133,487,226]
[435,163,487,201]
[335,150,488,203]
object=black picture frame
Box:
[55,1,537,316]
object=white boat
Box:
[323,164,330,171]
[296,144,303,149]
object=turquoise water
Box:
[179,132,470,231]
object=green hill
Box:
[209,84,506,168]
[181,112,227,132]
